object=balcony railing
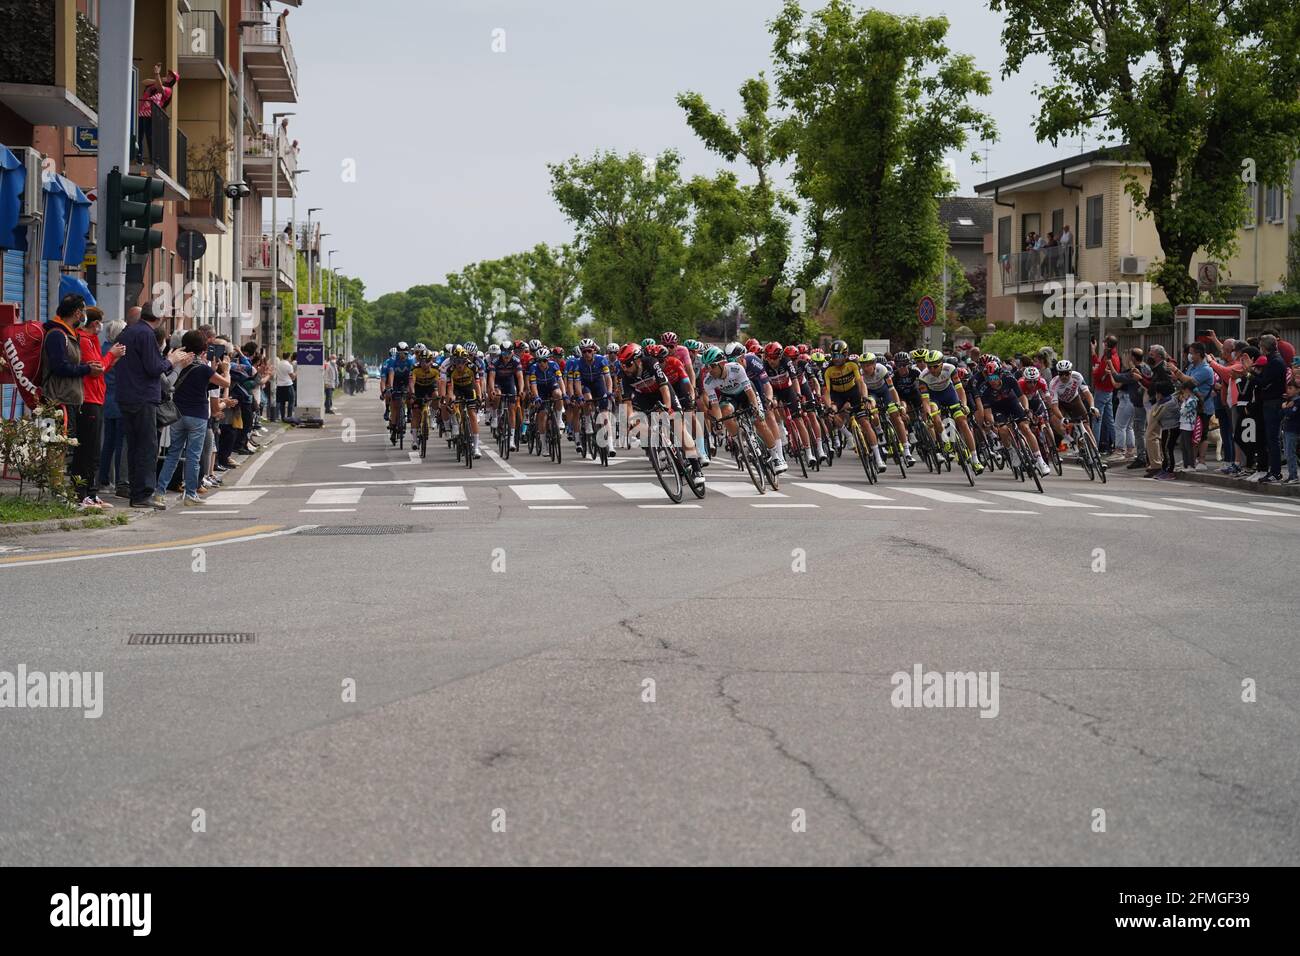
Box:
[243,123,297,176]
[998,245,1073,292]
[241,231,296,286]
[179,9,226,72]
[176,128,188,190]
[240,2,299,101]
[183,169,226,225]
[134,103,172,175]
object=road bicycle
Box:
[387,390,407,449]
[413,397,433,459]
[1065,414,1107,483]
[1031,408,1063,476]
[936,410,976,487]
[646,403,705,503]
[452,398,476,469]
[999,415,1044,493]
[779,403,813,479]
[872,404,909,478]
[715,405,775,494]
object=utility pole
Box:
[268,110,294,419]
[290,170,308,322]
[95,0,137,326]
[306,207,321,302]
[233,17,262,342]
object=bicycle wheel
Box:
[1075,426,1095,480]
[851,420,876,485]
[736,427,765,493]
[648,428,684,502]
[553,408,564,464]
[956,440,975,486]
[419,414,429,459]
[1022,439,1043,493]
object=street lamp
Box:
[306,206,322,301]
[328,250,340,350]
[289,169,309,318]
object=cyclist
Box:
[488,343,524,451]
[918,349,982,474]
[724,341,784,472]
[763,342,819,469]
[1046,359,1100,442]
[860,352,914,467]
[409,348,440,444]
[573,338,616,457]
[619,343,704,486]
[821,340,886,472]
[891,351,927,454]
[440,345,482,458]
[528,346,565,451]
[699,345,779,471]
[973,363,1051,477]
[383,345,413,442]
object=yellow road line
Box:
[0,525,283,565]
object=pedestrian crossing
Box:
[192,481,1300,524]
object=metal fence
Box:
[998,246,1073,291]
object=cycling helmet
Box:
[535,346,551,359]
[452,345,467,358]
[810,349,827,364]
[660,331,678,347]
[1055,359,1073,374]
[783,345,800,359]
[701,345,725,366]
[683,338,702,352]
[529,339,542,352]
[397,341,409,351]
[414,343,426,353]
[488,344,501,356]
[724,341,746,359]
[746,339,762,354]
[894,351,912,365]
[861,352,877,364]
[829,339,849,357]
[579,337,597,350]
[618,343,642,364]
[925,350,944,364]
[763,341,784,360]
[513,339,527,352]
[797,343,810,355]
[645,343,668,361]
[606,343,619,354]
[1023,366,1041,383]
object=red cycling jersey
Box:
[661,355,690,386]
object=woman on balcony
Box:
[137,63,179,166]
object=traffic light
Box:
[105,167,164,256]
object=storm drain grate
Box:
[128,632,256,646]
[298,524,426,535]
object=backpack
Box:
[0,318,45,408]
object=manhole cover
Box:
[298,525,425,535]
[128,632,256,646]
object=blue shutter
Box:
[2,248,23,306]
[38,258,48,322]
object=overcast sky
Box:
[282,0,1078,297]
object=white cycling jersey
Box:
[861,364,892,391]
[1047,370,1087,404]
[702,361,752,401]
[918,362,960,392]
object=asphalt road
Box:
[2,388,1297,865]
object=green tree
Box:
[446,259,520,345]
[550,150,725,341]
[503,243,583,344]
[771,1,995,347]
[990,0,1300,308]
[679,75,828,344]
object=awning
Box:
[41,173,92,265]
[0,144,23,250]
[59,274,95,307]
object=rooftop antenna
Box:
[979,144,991,183]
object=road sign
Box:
[296,305,324,342]
[297,343,324,366]
[176,229,207,262]
[917,295,937,327]
[74,127,98,153]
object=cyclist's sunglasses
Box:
[581,347,596,354]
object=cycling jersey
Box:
[764,356,800,392]
[622,360,670,409]
[390,365,411,390]
[574,354,611,388]
[660,355,690,387]
[443,359,478,388]
[892,366,923,401]
[529,359,563,391]
[918,363,962,393]
[1047,371,1087,404]
[824,360,863,394]
[1020,378,1049,405]
[741,353,769,391]
[978,378,1025,407]
[411,363,439,388]
[701,361,752,402]
[860,363,892,394]
[490,356,522,392]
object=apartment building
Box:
[976,146,1294,328]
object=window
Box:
[1265,184,1283,223]
[957,217,975,227]
[1242,182,1258,229]
[997,216,1011,259]
[1086,195,1103,248]
[1051,208,1064,238]
[1021,213,1041,249]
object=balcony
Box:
[179,9,227,80]
[241,2,299,103]
[997,245,1074,295]
[179,169,228,235]
[242,122,297,198]
[131,103,188,200]
[242,231,296,290]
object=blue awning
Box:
[0,145,24,250]
[60,274,95,307]
[42,173,92,265]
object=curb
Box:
[1164,469,1300,497]
[0,507,152,538]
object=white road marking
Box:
[1171,498,1299,516]
[604,482,672,500]
[895,487,986,504]
[412,486,466,503]
[205,490,268,506]
[528,505,587,510]
[709,481,787,498]
[984,490,1095,508]
[1088,513,1151,518]
[638,504,701,509]
[307,487,365,505]
[1074,493,1196,511]
[794,482,893,501]
[299,508,356,513]
[187,510,241,514]
[511,483,573,501]
[752,503,818,509]
[483,447,528,479]
[1248,499,1300,512]
[0,526,313,569]
[1200,516,1255,522]
[410,505,469,511]
[864,505,928,510]
[979,509,1038,515]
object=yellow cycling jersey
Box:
[411,365,439,387]
[447,361,478,387]
[823,361,863,394]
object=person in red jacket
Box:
[73,307,125,508]
[1090,335,1121,455]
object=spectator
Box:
[1142,345,1174,477]
[97,317,129,498]
[275,350,296,421]
[1253,334,1287,483]
[1151,381,1180,480]
[324,354,338,413]
[40,295,94,498]
[1282,378,1300,485]
[1170,342,1216,469]
[1112,346,1146,464]
[1176,380,1198,470]
[157,331,229,506]
[1260,328,1296,365]
[73,307,125,508]
[1208,339,1248,474]
[1058,223,1074,271]
[1091,335,1120,456]
[136,63,178,165]
[114,304,193,510]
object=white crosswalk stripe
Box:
[1074,493,1196,511]
[709,481,788,498]
[1248,499,1300,512]
[1169,498,1300,517]
[895,487,987,504]
[510,484,574,501]
[204,490,268,506]
[307,487,365,505]
[605,482,672,500]
[984,490,1095,508]
[412,486,466,503]
[794,482,893,501]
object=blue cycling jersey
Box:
[575,354,611,386]
[529,359,562,389]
